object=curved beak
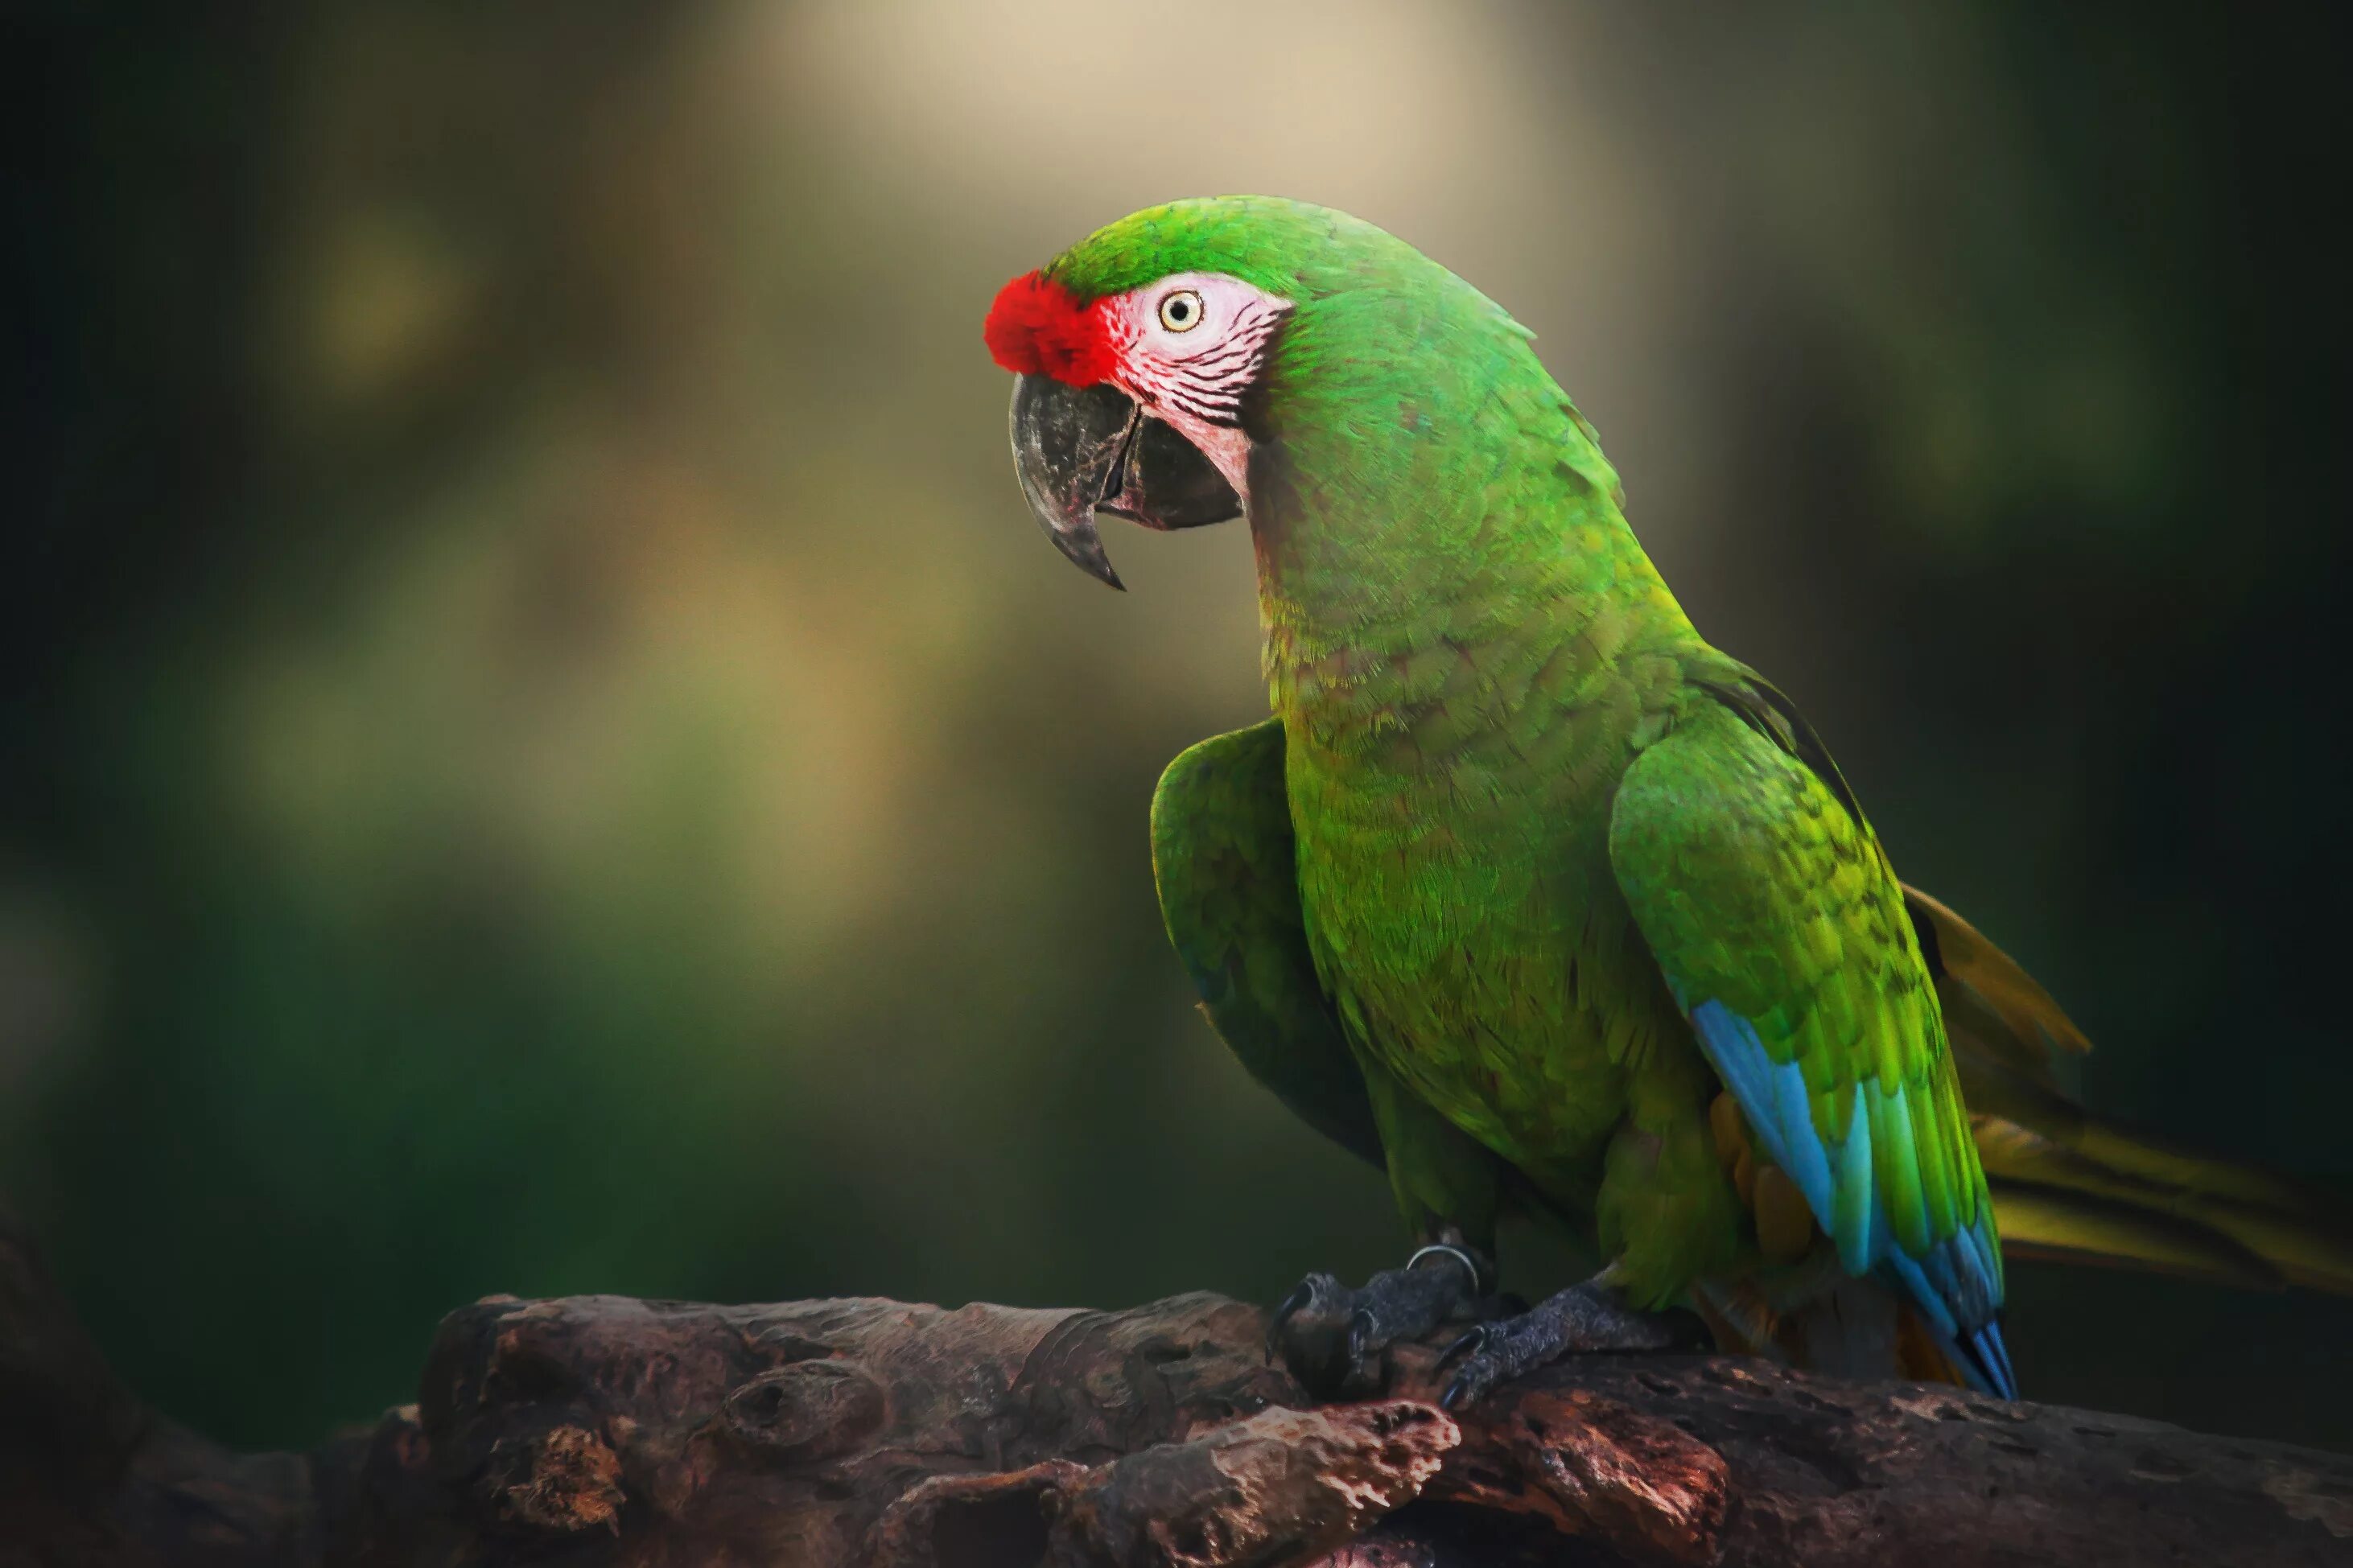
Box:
[1008,375,1242,591]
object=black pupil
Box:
[1169,296,1192,323]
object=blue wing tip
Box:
[1687,995,2019,1401]
[1964,1321,2020,1401]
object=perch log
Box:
[3,1220,2349,1566]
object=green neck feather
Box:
[1245,285,1693,768]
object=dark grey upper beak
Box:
[1008,375,1242,590]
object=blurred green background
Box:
[7,2,2350,1453]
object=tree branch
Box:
[5,1219,2348,1566]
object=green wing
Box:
[1607,681,2013,1394]
[1151,718,1383,1167]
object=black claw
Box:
[1440,1370,1478,1412]
[1436,1326,1486,1370]
[1267,1257,1490,1401]
[1267,1282,1316,1364]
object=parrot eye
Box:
[1157,289,1205,332]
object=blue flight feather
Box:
[1686,997,2017,1400]
[1965,1323,2019,1401]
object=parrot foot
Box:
[1435,1277,1705,1410]
[1267,1244,1511,1399]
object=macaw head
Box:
[983,195,1512,589]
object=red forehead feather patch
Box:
[984,271,1117,387]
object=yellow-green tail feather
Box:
[1908,885,2353,1296]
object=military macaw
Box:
[984,196,2353,1405]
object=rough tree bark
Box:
[4,1219,2348,1566]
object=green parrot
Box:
[984,197,2353,1404]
